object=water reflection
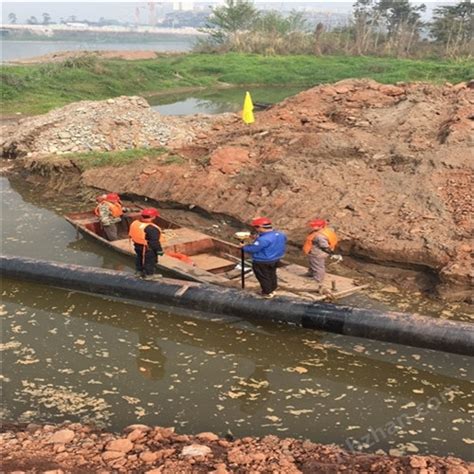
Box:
[137,333,167,381]
[149,86,305,116]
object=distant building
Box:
[173,1,194,11]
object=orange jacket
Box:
[129,220,163,246]
[94,201,123,218]
[303,228,338,255]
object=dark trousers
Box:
[134,244,158,275]
[103,223,119,241]
[252,260,279,295]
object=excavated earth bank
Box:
[1,423,472,474]
[1,80,473,301]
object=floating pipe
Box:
[1,255,473,356]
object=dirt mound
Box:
[78,80,472,300]
[1,423,472,473]
[0,96,203,158]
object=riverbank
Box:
[1,422,472,473]
[2,52,473,115]
[2,79,472,302]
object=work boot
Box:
[135,271,145,278]
[262,292,275,299]
[142,274,163,281]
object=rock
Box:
[446,467,468,474]
[181,444,212,457]
[155,448,175,460]
[405,442,420,453]
[410,456,428,468]
[389,448,403,457]
[251,452,267,461]
[140,451,158,463]
[145,469,162,474]
[211,464,230,474]
[106,438,134,453]
[127,428,146,442]
[49,429,75,444]
[102,451,125,461]
[196,432,219,442]
[123,423,152,433]
[26,423,41,433]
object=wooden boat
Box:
[65,210,368,301]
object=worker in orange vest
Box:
[94,193,126,241]
[303,219,342,286]
[129,208,164,279]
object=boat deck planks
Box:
[65,210,368,301]
[189,253,236,273]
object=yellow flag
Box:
[242,91,255,125]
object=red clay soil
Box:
[80,80,473,301]
[1,423,472,473]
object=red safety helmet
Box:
[141,208,160,218]
[309,219,327,229]
[106,193,121,203]
[251,217,272,227]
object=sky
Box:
[2,1,458,23]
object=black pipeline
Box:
[2,255,473,357]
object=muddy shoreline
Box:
[1,161,443,299]
[1,422,472,473]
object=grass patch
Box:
[68,147,167,170]
[2,53,473,115]
[161,154,186,165]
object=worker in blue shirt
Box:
[242,217,287,299]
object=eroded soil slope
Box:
[3,80,472,300]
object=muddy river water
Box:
[1,176,473,460]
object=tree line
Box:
[197,0,473,58]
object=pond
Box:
[149,86,306,116]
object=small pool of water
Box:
[149,86,306,115]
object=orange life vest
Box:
[303,228,338,255]
[94,201,123,218]
[129,220,163,246]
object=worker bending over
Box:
[242,217,287,299]
[303,219,341,287]
[95,193,127,241]
[129,208,164,279]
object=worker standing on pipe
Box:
[303,219,342,289]
[242,217,287,299]
[94,193,127,241]
[129,208,164,280]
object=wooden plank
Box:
[112,238,134,255]
[191,253,236,273]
